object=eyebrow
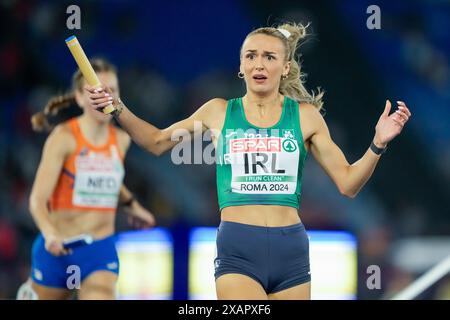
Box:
[245,50,278,55]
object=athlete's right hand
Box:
[44,233,70,256]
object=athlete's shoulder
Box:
[44,121,76,155]
[192,98,228,129]
[196,98,227,117]
[51,121,75,141]
[298,102,328,136]
[298,102,323,118]
[206,98,228,110]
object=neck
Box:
[244,90,282,111]
[78,114,109,145]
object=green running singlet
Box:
[216,96,308,210]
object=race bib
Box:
[226,130,299,194]
[73,146,124,208]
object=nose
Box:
[254,56,265,71]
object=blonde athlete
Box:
[87,23,411,300]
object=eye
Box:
[266,55,275,61]
[245,53,255,60]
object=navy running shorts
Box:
[214,220,311,294]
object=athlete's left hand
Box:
[126,201,156,229]
[373,100,411,148]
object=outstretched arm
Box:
[85,84,222,156]
[307,100,411,198]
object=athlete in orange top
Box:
[18,59,156,300]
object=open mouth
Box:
[252,74,267,83]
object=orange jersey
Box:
[49,118,125,213]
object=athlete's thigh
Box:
[31,280,71,300]
[216,273,268,300]
[78,270,118,300]
[268,281,311,300]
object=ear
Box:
[239,59,244,74]
[283,61,291,76]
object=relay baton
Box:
[65,35,115,114]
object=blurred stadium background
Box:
[0,0,449,299]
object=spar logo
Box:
[282,139,297,152]
[229,137,297,153]
[281,130,297,153]
[230,138,281,153]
